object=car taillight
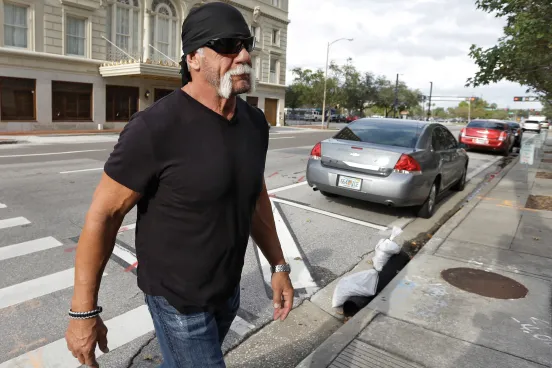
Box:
[310,142,321,160]
[461,128,466,137]
[498,131,507,141]
[394,154,422,173]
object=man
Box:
[64,2,294,367]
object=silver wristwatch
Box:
[271,263,291,273]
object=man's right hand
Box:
[65,316,109,367]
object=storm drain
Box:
[330,339,424,368]
[525,195,552,211]
[536,172,552,179]
[441,268,528,299]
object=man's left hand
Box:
[271,272,294,321]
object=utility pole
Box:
[427,81,433,121]
[393,73,399,118]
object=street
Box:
[0,125,511,367]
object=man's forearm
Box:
[71,211,123,311]
[251,182,286,266]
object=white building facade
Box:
[0,0,288,132]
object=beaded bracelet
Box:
[68,306,103,320]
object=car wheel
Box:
[320,190,338,198]
[417,182,437,219]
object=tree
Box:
[285,85,302,111]
[467,0,552,99]
[542,100,552,118]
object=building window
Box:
[272,0,280,8]
[3,3,28,48]
[0,77,35,121]
[106,85,138,122]
[251,25,260,43]
[150,0,178,61]
[52,81,93,121]
[270,58,278,84]
[154,88,173,102]
[106,0,141,60]
[272,29,280,46]
[66,16,86,56]
[255,56,261,79]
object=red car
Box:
[459,120,514,156]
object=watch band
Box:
[271,263,291,273]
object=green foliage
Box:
[467,0,552,99]
[285,59,422,117]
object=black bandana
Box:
[179,2,252,86]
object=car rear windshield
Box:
[524,120,540,124]
[333,121,422,148]
[467,121,506,130]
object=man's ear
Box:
[186,51,201,72]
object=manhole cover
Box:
[536,172,552,179]
[441,267,528,299]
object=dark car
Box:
[505,121,522,148]
[459,119,514,156]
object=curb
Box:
[419,154,520,256]
[295,308,379,368]
[295,154,520,368]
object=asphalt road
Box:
[0,125,505,367]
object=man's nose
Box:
[235,47,252,65]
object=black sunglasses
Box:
[204,37,255,55]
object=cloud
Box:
[285,0,542,109]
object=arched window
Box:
[106,0,141,59]
[150,0,178,61]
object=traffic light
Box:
[513,96,523,102]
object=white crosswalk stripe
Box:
[0,207,256,366]
[0,216,30,230]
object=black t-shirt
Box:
[104,89,269,313]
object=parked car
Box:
[505,121,523,148]
[540,120,550,130]
[306,118,469,219]
[459,120,514,156]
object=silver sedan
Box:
[306,118,469,218]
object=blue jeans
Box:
[144,287,240,368]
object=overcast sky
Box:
[285,0,542,110]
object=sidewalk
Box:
[297,133,552,368]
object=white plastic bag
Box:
[372,226,402,271]
[331,269,379,308]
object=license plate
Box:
[475,138,488,144]
[337,175,362,190]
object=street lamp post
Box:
[322,37,353,129]
[427,81,433,121]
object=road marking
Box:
[0,305,154,368]
[0,149,106,158]
[256,200,318,292]
[0,268,107,310]
[269,137,295,140]
[0,217,30,230]
[0,203,6,209]
[267,181,308,194]
[112,243,137,266]
[118,223,136,233]
[60,167,103,174]
[0,237,63,262]
[230,316,255,336]
[466,156,501,181]
[271,197,388,231]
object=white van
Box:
[304,110,322,121]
